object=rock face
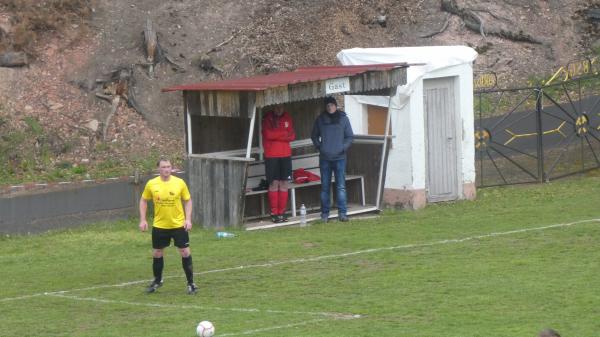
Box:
[0,0,597,181]
[85,119,99,132]
[0,67,17,93]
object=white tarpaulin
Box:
[337,46,478,108]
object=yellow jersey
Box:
[142,175,191,229]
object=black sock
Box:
[182,255,194,284]
[153,257,164,282]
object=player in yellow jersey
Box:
[139,158,197,294]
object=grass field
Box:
[2,175,600,337]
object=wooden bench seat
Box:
[245,153,365,217]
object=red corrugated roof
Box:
[162,63,408,92]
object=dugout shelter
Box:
[163,63,408,228]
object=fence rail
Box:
[474,74,600,187]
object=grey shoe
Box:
[339,215,349,222]
[187,283,198,295]
[146,279,163,293]
[320,214,329,223]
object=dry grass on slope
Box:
[0,0,93,54]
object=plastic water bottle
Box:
[299,204,307,227]
[216,231,235,238]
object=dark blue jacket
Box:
[311,110,354,161]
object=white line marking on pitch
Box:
[0,293,46,302]
[2,218,599,303]
[218,318,329,336]
[45,293,360,319]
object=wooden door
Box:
[424,77,459,202]
[367,105,390,135]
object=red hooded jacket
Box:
[262,110,295,158]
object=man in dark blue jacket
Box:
[311,96,354,222]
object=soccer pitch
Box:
[2,176,600,337]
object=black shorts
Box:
[265,157,292,184]
[152,227,190,249]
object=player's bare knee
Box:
[152,249,164,258]
[269,180,280,190]
[179,248,191,257]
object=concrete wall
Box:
[0,173,187,234]
[0,180,138,234]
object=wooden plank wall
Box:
[188,157,248,228]
[184,67,406,117]
[190,115,253,154]
[348,68,406,93]
[258,68,407,107]
[346,141,388,205]
[186,91,255,118]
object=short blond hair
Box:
[156,157,171,167]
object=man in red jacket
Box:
[262,104,296,223]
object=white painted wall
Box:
[386,99,414,189]
[344,61,475,197]
[344,95,367,134]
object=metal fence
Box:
[474,74,600,187]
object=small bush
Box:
[47,168,67,180]
[23,116,43,135]
[71,165,86,175]
[131,150,162,174]
[99,158,117,169]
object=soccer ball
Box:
[196,321,215,337]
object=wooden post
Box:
[186,97,193,155]
[183,92,189,154]
[258,108,263,160]
[375,88,396,209]
[246,102,257,158]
